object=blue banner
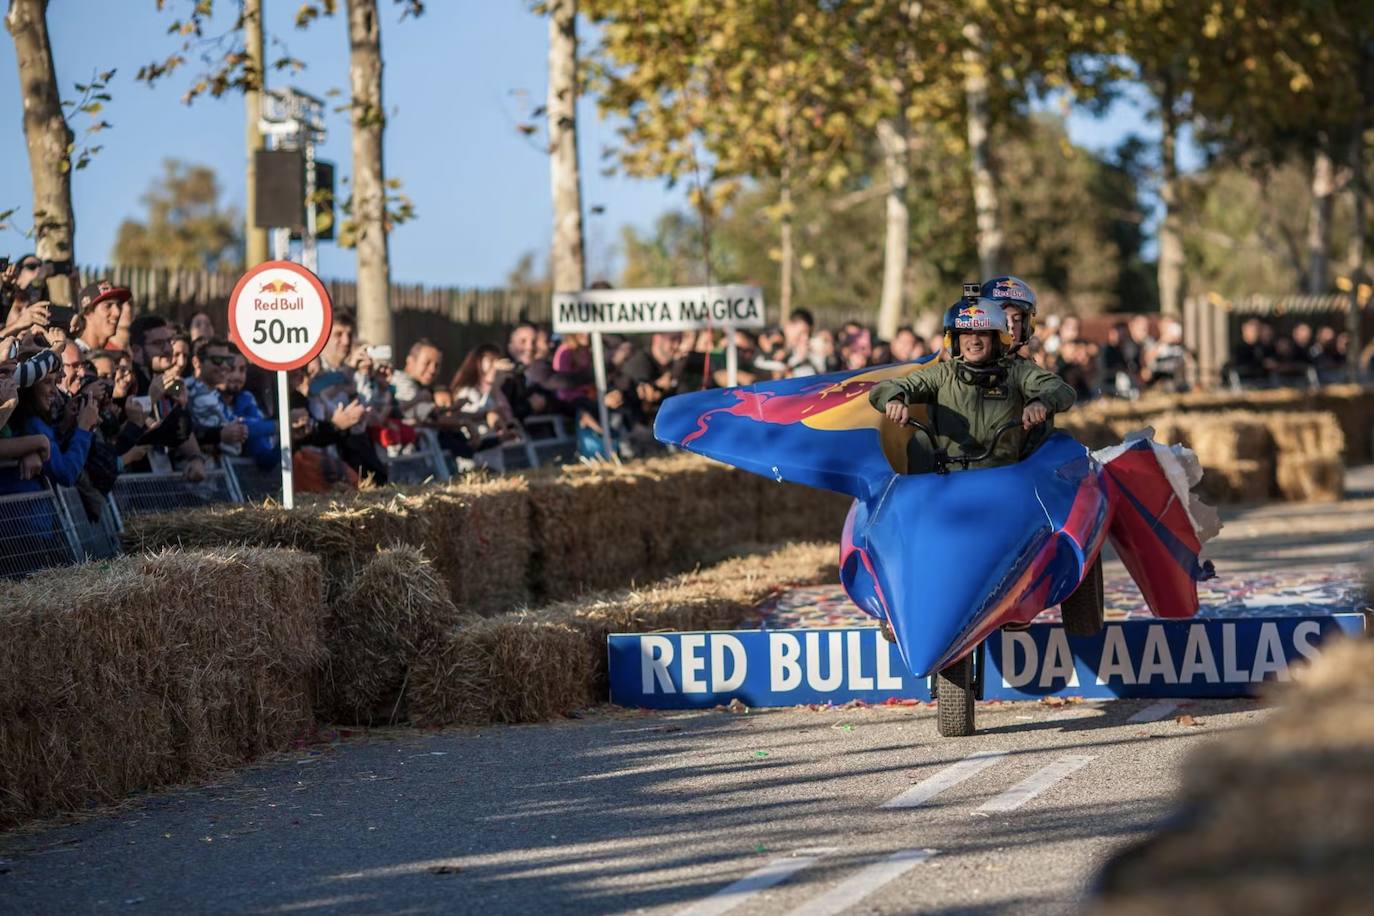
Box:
[606,614,1366,710]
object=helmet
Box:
[942,297,1013,357]
[981,276,1037,346]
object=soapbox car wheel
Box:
[934,655,976,737]
[1060,554,1105,637]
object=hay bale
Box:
[408,614,595,725]
[1194,458,1273,504]
[321,546,478,724]
[1261,410,1345,460]
[1275,454,1345,502]
[757,480,853,543]
[0,548,322,829]
[1092,639,1374,916]
[408,541,838,726]
[409,476,533,615]
[1177,413,1273,465]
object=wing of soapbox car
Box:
[654,357,1216,736]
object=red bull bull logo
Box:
[958,306,985,318]
[258,279,300,294]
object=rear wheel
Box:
[935,654,976,737]
[1061,554,1105,637]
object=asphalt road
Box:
[0,697,1268,916]
[3,468,1367,915]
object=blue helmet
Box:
[981,276,1037,315]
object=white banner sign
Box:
[552,284,766,333]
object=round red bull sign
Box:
[227,260,333,371]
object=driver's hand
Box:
[1022,401,1049,429]
[884,399,909,425]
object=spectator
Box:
[0,254,44,318]
[392,338,445,421]
[319,309,356,372]
[890,326,923,362]
[449,344,519,450]
[186,337,275,466]
[0,356,97,495]
[170,332,194,379]
[74,282,129,353]
[550,333,598,406]
[188,311,216,343]
[618,332,680,419]
[57,341,84,396]
[783,308,824,376]
[501,322,560,420]
[1229,318,1272,383]
[1142,318,1190,391]
[123,314,209,480]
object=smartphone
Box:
[0,256,9,273]
[365,344,392,362]
[47,304,78,330]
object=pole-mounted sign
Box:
[228,259,334,508]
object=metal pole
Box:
[303,139,318,273]
[276,369,295,509]
[725,325,739,387]
[590,331,614,460]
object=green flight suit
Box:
[868,357,1076,470]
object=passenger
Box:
[869,295,1075,470]
[980,276,1037,353]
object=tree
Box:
[345,0,394,346]
[112,160,242,270]
[545,0,586,293]
[586,0,863,319]
[6,0,76,302]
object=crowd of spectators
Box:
[5,253,1371,543]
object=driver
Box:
[868,294,1074,470]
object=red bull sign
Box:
[552,283,766,333]
[227,260,333,371]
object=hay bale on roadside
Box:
[410,476,533,615]
[408,541,838,726]
[1275,455,1344,502]
[408,614,595,726]
[1091,639,1374,916]
[321,546,478,725]
[1194,458,1273,504]
[757,480,853,543]
[1261,410,1345,460]
[0,548,322,829]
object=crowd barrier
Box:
[2,465,247,579]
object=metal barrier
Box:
[53,485,122,561]
[0,487,81,579]
[381,428,452,485]
[110,468,243,517]
[223,456,283,504]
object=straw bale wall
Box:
[1091,637,1374,915]
[0,549,323,829]
[408,541,838,726]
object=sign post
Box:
[227,260,334,509]
[551,284,766,459]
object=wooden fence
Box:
[76,264,879,361]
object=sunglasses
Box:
[205,355,237,367]
[19,261,40,271]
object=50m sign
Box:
[228,261,333,372]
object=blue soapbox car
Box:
[655,357,1215,736]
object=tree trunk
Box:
[876,116,909,340]
[346,0,393,346]
[778,163,794,322]
[243,0,268,267]
[1156,72,1186,317]
[6,0,75,303]
[962,23,1004,278]
[547,0,585,293]
[1347,52,1368,382]
[1306,145,1334,294]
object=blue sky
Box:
[1,3,1193,286]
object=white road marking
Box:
[784,848,936,916]
[1127,701,1181,723]
[880,751,1007,809]
[677,847,836,916]
[975,755,1095,814]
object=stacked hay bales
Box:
[322,546,479,724]
[0,548,322,829]
[1263,410,1346,502]
[1092,638,1374,915]
[409,541,838,726]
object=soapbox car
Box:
[654,358,1217,737]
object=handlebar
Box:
[904,419,1025,474]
